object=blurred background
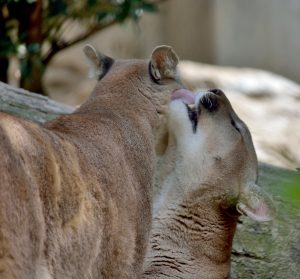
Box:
[1,0,300,169]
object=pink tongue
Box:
[171,89,195,104]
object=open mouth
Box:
[171,89,221,133]
[171,89,198,132]
[186,104,198,132]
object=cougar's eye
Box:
[231,119,240,133]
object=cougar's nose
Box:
[208,88,224,96]
[198,93,219,112]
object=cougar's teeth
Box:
[187,104,195,109]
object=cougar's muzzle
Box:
[171,88,224,133]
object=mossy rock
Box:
[232,164,300,278]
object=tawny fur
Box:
[0,45,182,279]
[143,89,275,279]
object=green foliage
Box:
[283,176,300,201]
[0,0,159,57]
[274,172,300,209]
[0,0,162,93]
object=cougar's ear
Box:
[149,45,179,83]
[83,44,114,79]
[237,183,276,222]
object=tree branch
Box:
[0,82,74,123]
[42,0,168,65]
[42,20,118,65]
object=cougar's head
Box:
[83,45,183,151]
[83,44,182,114]
[167,89,275,222]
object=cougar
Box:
[0,45,183,279]
[143,89,275,279]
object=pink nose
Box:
[171,89,195,104]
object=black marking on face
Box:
[186,105,198,133]
[200,94,219,112]
[98,56,114,80]
[230,119,241,133]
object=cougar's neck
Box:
[77,82,159,131]
[152,186,238,273]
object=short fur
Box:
[143,89,275,279]
[0,45,182,279]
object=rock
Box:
[231,163,300,279]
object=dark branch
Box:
[42,20,117,65]
[42,0,168,65]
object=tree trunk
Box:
[0,82,73,123]
[0,82,299,278]
[0,6,10,84]
[0,57,9,83]
[20,54,45,94]
[18,0,45,94]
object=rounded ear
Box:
[237,183,276,222]
[83,44,114,79]
[149,45,179,83]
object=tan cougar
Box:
[143,89,275,279]
[0,45,182,279]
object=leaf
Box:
[97,11,109,22]
[115,0,131,22]
[276,174,300,210]
[284,177,300,200]
[0,39,17,56]
[27,43,41,54]
[87,0,98,7]
[48,0,67,17]
[141,3,157,13]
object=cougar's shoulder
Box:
[0,45,183,279]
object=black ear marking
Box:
[98,56,114,80]
[148,62,159,84]
[83,44,114,80]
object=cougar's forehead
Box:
[108,59,148,78]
